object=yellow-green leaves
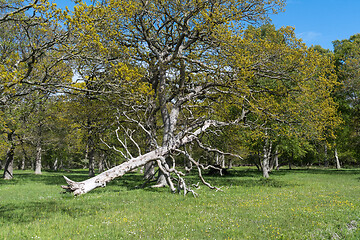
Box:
[217,25,340,142]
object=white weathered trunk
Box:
[262,138,272,178]
[215,153,225,168]
[154,66,181,188]
[335,146,341,169]
[63,147,169,195]
[53,158,58,171]
[34,144,42,175]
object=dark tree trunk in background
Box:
[98,151,107,173]
[86,141,95,177]
[3,131,15,179]
[324,143,329,167]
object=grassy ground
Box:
[0,167,359,239]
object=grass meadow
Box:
[0,167,359,239]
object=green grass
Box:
[0,167,360,239]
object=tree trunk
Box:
[88,147,95,177]
[262,138,272,178]
[20,156,26,170]
[3,148,15,180]
[273,147,279,170]
[143,161,155,180]
[155,156,174,189]
[85,137,96,177]
[228,159,233,169]
[324,143,329,167]
[3,132,15,180]
[98,152,106,173]
[215,153,226,169]
[63,146,169,195]
[152,66,180,190]
[34,143,42,175]
[53,158,58,171]
[334,146,341,169]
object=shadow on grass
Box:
[0,170,97,186]
[0,199,102,224]
[273,168,360,176]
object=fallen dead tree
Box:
[62,119,241,196]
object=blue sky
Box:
[57,0,359,50]
[271,0,360,50]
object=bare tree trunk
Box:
[335,146,341,169]
[324,142,329,167]
[34,143,42,175]
[98,152,106,173]
[215,153,225,168]
[273,146,279,170]
[20,156,26,170]
[228,159,233,169]
[3,148,15,179]
[155,156,174,189]
[85,137,95,177]
[63,146,169,195]
[88,147,95,177]
[324,143,329,167]
[262,137,272,178]
[3,132,15,180]
[153,66,179,190]
[53,158,58,171]
[143,161,155,180]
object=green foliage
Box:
[0,168,359,239]
[333,34,360,164]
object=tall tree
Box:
[59,0,339,195]
[333,34,360,165]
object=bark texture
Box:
[34,144,42,175]
[262,137,272,178]
[335,146,341,169]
